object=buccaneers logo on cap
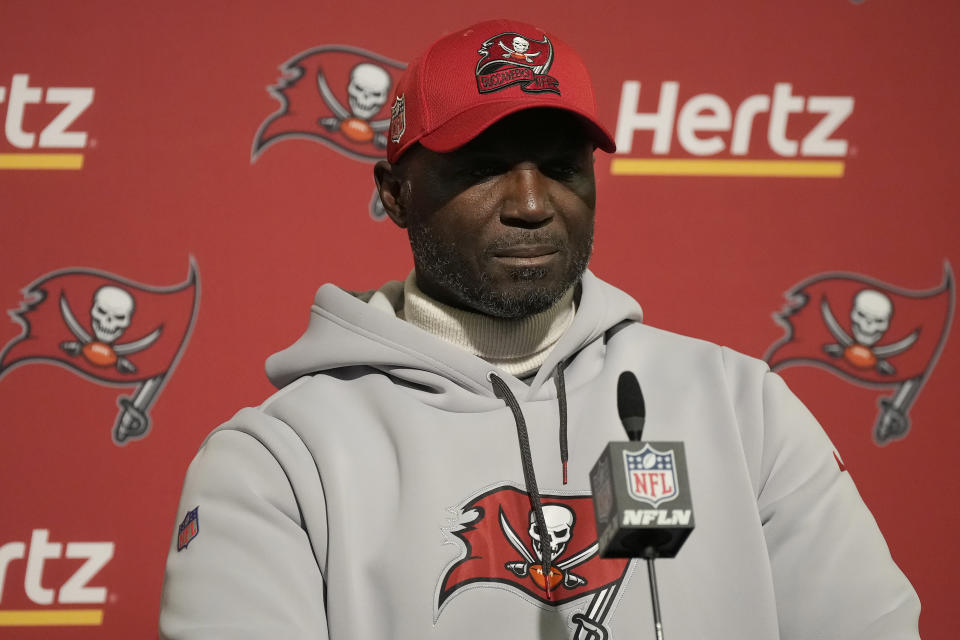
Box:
[476,32,559,95]
[765,264,954,445]
[251,46,406,219]
[437,484,631,638]
[0,261,199,444]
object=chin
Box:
[471,274,574,318]
[504,265,551,283]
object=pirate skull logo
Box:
[476,31,558,95]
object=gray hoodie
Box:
[160,271,920,639]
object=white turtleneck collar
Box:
[396,271,576,378]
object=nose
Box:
[501,165,552,227]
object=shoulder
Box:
[186,377,325,486]
[612,320,771,382]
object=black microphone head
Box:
[617,371,646,441]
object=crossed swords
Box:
[498,508,619,637]
[499,508,597,590]
[497,40,541,63]
[59,294,165,443]
[59,295,161,374]
[819,297,918,375]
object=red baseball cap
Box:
[386,18,616,162]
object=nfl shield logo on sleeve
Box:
[177,507,200,551]
[624,444,679,507]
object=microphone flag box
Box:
[590,441,694,559]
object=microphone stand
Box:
[644,548,665,640]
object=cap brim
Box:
[418,101,616,155]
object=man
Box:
[160,19,920,639]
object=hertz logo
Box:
[0,74,94,170]
[0,529,113,627]
[612,81,854,178]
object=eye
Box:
[465,163,506,180]
[542,161,582,181]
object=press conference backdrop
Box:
[1,1,957,637]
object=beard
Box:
[407,224,593,319]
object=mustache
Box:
[484,230,566,254]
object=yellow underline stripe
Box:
[0,153,85,170]
[0,609,104,626]
[610,158,845,178]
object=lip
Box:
[491,244,560,258]
[490,245,560,268]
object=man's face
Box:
[383,109,596,318]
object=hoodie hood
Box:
[265,270,643,400]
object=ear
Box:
[374,160,408,228]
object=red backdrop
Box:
[1,1,957,637]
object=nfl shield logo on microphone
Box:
[624,444,679,507]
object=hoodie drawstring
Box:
[555,360,568,485]
[488,361,569,599]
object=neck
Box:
[401,272,575,377]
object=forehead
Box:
[454,109,593,158]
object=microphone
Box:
[589,372,695,640]
[590,372,695,559]
[617,369,646,441]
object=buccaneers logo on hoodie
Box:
[437,484,631,637]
